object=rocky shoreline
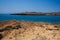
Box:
[0,20,60,40]
[11,12,60,16]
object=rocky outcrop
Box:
[0,20,60,40]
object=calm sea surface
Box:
[0,14,60,23]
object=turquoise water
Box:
[0,14,60,23]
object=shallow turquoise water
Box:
[0,14,60,23]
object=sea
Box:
[0,14,60,24]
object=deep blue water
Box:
[0,14,60,23]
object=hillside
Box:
[11,12,60,16]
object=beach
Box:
[0,0,60,40]
[0,20,60,40]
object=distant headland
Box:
[11,12,60,16]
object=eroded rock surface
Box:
[0,20,60,40]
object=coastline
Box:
[10,12,60,16]
[0,20,60,40]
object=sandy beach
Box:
[0,0,60,40]
[0,20,60,40]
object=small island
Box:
[11,12,60,16]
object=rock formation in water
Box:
[0,20,60,40]
[11,12,60,16]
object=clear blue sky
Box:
[0,0,60,13]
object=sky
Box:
[0,0,60,13]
